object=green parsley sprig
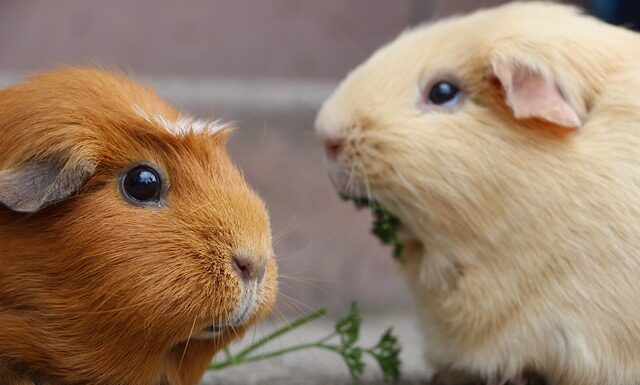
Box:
[346,196,405,261]
[208,304,401,384]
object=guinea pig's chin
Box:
[192,285,261,340]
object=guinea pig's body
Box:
[0,68,277,385]
[317,3,640,384]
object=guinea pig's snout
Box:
[323,138,344,160]
[231,254,266,283]
[318,133,351,194]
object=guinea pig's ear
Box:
[489,60,581,131]
[0,157,95,213]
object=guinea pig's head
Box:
[0,68,277,385]
[316,3,625,277]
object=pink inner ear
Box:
[493,63,581,130]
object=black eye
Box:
[122,166,162,204]
[428,81,460,105]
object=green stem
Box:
[212,308,328,367]
[209,342,339,370]
[208,333,341,370]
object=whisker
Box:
[278,280,336,302]
[186,201,218,216]
[276,293,315,318]
[278,274,337,284]
[274,227,345,264]
[274,206,333,245]
[272,212,300,243]
[178,316,198,372]
[354,158,374,203]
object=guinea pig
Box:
[0,67,277,385]
[316,2,640,385]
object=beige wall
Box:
[0,0,521,80]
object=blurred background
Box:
[1,1,636,383]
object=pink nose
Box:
[324,138,344,160]
[232,255,266,283]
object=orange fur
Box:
[0,68,277,385]
[317,3,640,384]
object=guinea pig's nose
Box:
[231,254,266,283]
[324,138,344,160]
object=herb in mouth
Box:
[344,195,405,261]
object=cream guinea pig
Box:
[0,68,277,385]
[317,2,640,385]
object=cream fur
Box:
[316,2,640,384]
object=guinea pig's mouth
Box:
[201,324,228,334]
[190,325,228,341]
[342,195,420,261]
[192,311,249,339]
[192,288,258,340]
[199,306,251,335]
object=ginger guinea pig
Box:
[316,2,640,385]
[0,68,277,385]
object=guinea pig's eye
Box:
[427,81,460,106]
[122,166,162,204]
